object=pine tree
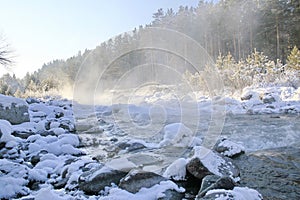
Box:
[287,46,300,70]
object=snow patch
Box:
[205,186,263,200]
[163,158,187,181]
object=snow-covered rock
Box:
[159,123,200,148]
[213,138,245,158]
[98,180,184,200]
[163,158,187,181]
[119,170,167,193]
[0,94,30,124]
[79,165,127,194]
[201,187,263,200]
[188,146,240,181]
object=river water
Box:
[75,103,300,199]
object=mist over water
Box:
[72,27,226,167]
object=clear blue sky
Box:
[0,0,200,78]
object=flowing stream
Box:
[75,103,300,199]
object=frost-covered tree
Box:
[0,35,12,66]
[287,46,300,70]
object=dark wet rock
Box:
[55,111,64,118]
[12,130,35,139]
[280,105,298,114]
[158,189,184,200]
[197,176,236,198]
[117,142,130,150]
[59,121,75,132]
[213,138,245,158]
[64,158,76,166]
[27,180,40,191]
[175,174,202,198]
[38,130,56,137]
[44,121,51,130]
[127,142,146,152]
[266,105,275,109]
[261,94,276,104]
[26,97,40,104]
[53,178,68,189]
[98,119,108,126]
[116,141,146,152]
[79,166,127,195]
[198,175,220,195]
[186,157,212,180]
[241,94,252,101]
[0,95,30,124]
[270,115,280,118]
[110,137,118,142]
[234,147,300,200]
[119,170,167,193]
[61,168,68,179]
[0,141,5,150]
[30,155,40,166]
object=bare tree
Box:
[0,35,13,66]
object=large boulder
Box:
[0,94,30,124]
[188,146,240,181]
[78,165,127,194]
[119,170,167,193]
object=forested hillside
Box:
[1,0,299,97]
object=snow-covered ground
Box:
[0,86,299,199]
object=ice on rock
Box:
[204,187,263,200]
[163,158,187,181]
[159,123,196,148]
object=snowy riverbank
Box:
[0,86,299,199]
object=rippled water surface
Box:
[76,104,300,199]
